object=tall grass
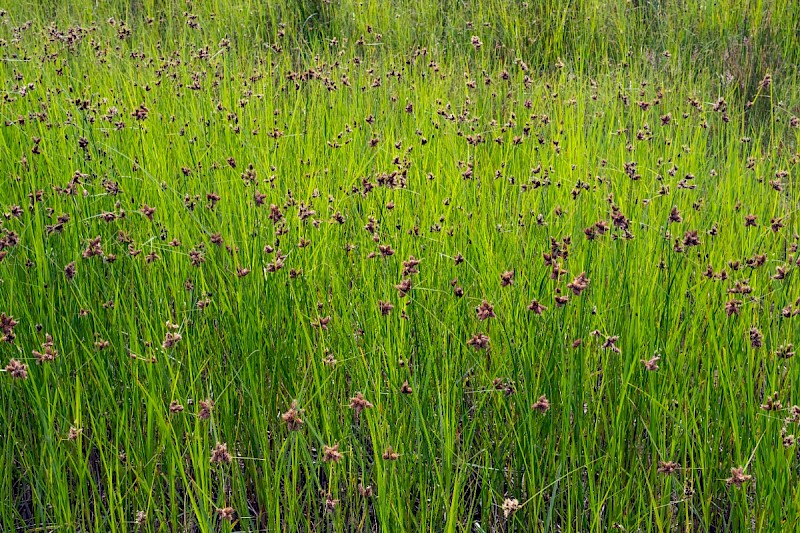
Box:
[1,0,799,531]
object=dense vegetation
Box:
[1,0,799,531]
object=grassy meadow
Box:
[1,0,800,530]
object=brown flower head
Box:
[657,461,680,475]
[1,312,19,342]
[531,395,550,413]
[527,299,547,315]
[641,355,660,371]
[725,299,742,317]
[502,498,520,518]
[382,445,400,460]
[198,398,214,420]
[349,392,373,416]
[682,230,701,247]
[395,278,412,297]
[64,261,76,280]
[311,316,331,330]
[601,335,621,354]
[467,332,490,350]
[358,483,375,497]
[33,334,58,363]
[476,300,496,321]
[379,300,394,316]
[726,466,752,487]
[554,294,569,307]
[749,327,763,348]
[566,272,590,296]
[322,443,343,463]
[217,507,235,522]
[402,255,421,276]
[5,358,28,379]
[760,391,782,411]
[67,425,82,441]
[281,400,304,431]
[161,330,182,350]
[324,497,339,513]
[210,442,233,465]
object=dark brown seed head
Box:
[725,299,743,316]
[358,483,375,497]
[322,443,343,463]
[379,300,394,316]
[395,278,412,297]
[527,299,547,315]
[657,461,679,475]
[467,332,490,350]
[382,445,400,460]
[641,355,660,371]
[532,395,550,413]
[349,392,373,416]
[281,401,304,431]
[64,261,76,280]
[198,398,214,420]
[217,507,235,522]
[566,272,590,296]
[210,442,232,465]
[749,327,763,348]
[726,467,751,487]
[476,300,495,320]
[682,230,701,247]
[5,358,28,379]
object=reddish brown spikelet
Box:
[349,392,373,416]
[657,461,679,474]
[322,443,343,463]
[198,398,214,420]
[641,355,660,371]
[395,278,412,297]
[217,507,235,522]
[379,300,394,316]
[527,299,547,315]
[532,395,550,413]
[33,334,58,363]
[382,445,400,460]
[210,442,233,465]
[726,467,752,487]
[567,272,590,296]
[467,332,490,350]
[5,358,28,379]
[476,300,496,320]
[281,400,304,431]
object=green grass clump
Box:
[1,0,799,531]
